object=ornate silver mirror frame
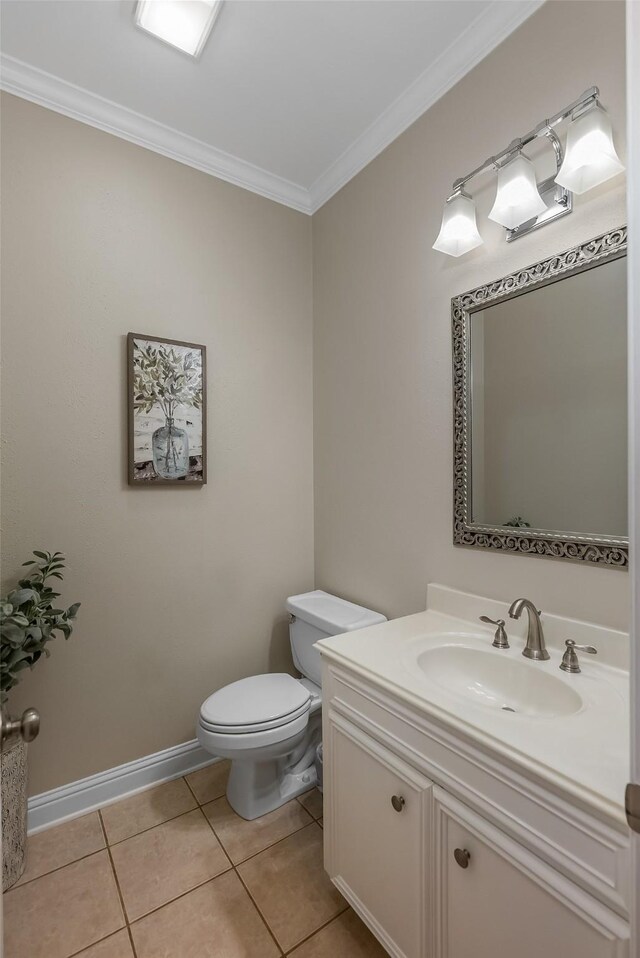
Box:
[452,225,628,567]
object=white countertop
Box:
[317,585,630,828]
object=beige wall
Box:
[1,94,314,795]
[312,1,629,629]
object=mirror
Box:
[452,226,628,566]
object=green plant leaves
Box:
[0,550,81,704]
[9,588,40,607]
[1,622,26,643]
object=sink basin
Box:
[415,645,583,717]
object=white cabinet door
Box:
[325,715,433,958]
[434,787,630,958]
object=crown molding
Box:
[308,0,545,212]
[0,54,312,214]
[0,1,543,216]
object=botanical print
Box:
[128,334,206,483]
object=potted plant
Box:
[0,551,80,889]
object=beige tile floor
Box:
[3,761,387,958]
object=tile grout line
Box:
[228,817,318,868]
[228,816,345,957]
[121,806,235,925]
[234,866,286,957]
[11,846,341,958]
[121,777,325,952]
[65,928,134,958]
[13,775,334,957]
[121,870,350,958]
[105,801,213,852]
[101,798,199,847]
[99,808,139,958]
[127,870,234,926]
[58,781,230,944]
[182,773,202,805]
[6,838,136,957]
[283,904,351,955]
[11,776,210,891]
[68,795,239,934]
[182,774,318,868]
[103,805,199,848]
[7,846,106,892]
[205,807,338,957]
[12,800,202,890]
[295,791,323,821]
[107,786,325,950]
[200,798,286,957]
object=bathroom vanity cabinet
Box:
[321,658,631,958]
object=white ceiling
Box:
[0,0,543,212]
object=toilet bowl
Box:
[197,591,386,820]
[197,673,322,819]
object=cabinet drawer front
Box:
[326,716,432,958]
[434,788,629,958]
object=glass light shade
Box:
[488,154,547,230]
[135,1,222,57]
[432,193,483,257]
[555,103,625,194]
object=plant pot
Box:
[1,736,28,890]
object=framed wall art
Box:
[127,333,206,485]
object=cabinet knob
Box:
[454,847,471,869]
[391,795,405,813]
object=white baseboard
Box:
[27,740,218,835]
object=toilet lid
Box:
[200,673,311,732]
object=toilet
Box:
[197,590,386,820]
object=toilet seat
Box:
[199,699,311,735]
[199,673,311,735]
[198,711,311,753]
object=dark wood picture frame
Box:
[127,333,207,485]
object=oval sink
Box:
[415,645,583,717]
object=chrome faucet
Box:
[508,598,550,661]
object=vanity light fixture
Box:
[135,0,223,58]
[433,87,625,257]
[488,153,546,230]
[555,102,625,194]
[432,190,483,257]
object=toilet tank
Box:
[286,590,387,687]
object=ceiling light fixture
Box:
[433,87,624,257]
[135,0,223,58]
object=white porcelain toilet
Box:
[197,590,386,820]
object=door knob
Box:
[454,847,471,869]
[1,707,40,748]
[391,795,405,812]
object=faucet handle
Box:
[480,616,509,649]
[559,639,597,674]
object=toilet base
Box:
[227,760,318,820]
[226,714,322,820]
